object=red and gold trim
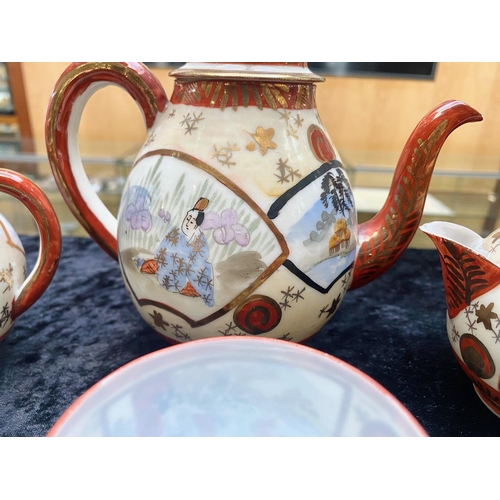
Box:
[0,168,61,320]
[350,100,483,290]
[45,62,168,260]
[170,80,317,111]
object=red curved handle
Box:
[45,62,168,260]
[0,169,61,319]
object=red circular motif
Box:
[459,334,495,379]
[308,124,335,163]
[234,295,282,335]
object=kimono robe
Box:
[149,227,215,307]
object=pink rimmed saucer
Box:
[48,336,427,437]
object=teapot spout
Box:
[350,100,483,290]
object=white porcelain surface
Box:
[0,214,26,339]
[49,337,427,437]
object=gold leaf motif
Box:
[220,83,230,110]
[246,141,256,151]
[249,126,277,155]
[202,81,213,98]
[295,85,312,109]
[261,84,277,110]
[241,83,250,107]
[252,83,263,110]
[275,84,290,92]
[181,82,201,104]
[210,82,222,107]
[231,83,238,110]
[269,85,288,108]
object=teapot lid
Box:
[169,62,325,83]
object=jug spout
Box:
[421,221,500,319]
[350,100,483,290]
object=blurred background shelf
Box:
[2,62,500,249]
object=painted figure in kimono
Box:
[137,197,215,307]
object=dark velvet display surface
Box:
[1,235,499,437]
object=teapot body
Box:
[46,62,483,345]
[0,214,27,338]
[118,76,358,343]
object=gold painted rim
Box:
[169,67,325,83]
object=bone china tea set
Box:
[2,61,499,434]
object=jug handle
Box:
[45,62,168,260]
[0,169,62,320]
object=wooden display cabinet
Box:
[0,62,37,176]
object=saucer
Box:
[48,337,427,437]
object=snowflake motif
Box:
[451,324,460,343]
[167,109,176,119]
[0,302,10,328]
[171,324,191,341]
[293,114,304,128]
[176,256,186,271]
[0,263,13,293]
[211,142,239,167]
[275,158,302,184]
[291,287,305,302]
[170,252,179,267]
[278,109,291,124]
[166,228,180,246]
[278,333,293,341]
[464,305,478,334]
[187,252,197,265]
[491,330,500,344]
[144,132,156,147]
[189,234,205,254]
[276,110,303,140]
[281,286,295,301]
[180,112,204,135]
[279,285,304,310]
[156,248,168,267]
[195,267,210,288]
[219,322,246,336]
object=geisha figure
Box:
[136,198,214,307]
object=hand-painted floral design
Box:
[125,186,152,232]
[201,208,250,247]
[158,208,171,223]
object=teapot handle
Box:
[0,169,61,320]
[45,62,168,260]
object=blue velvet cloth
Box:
[0,236,498,436]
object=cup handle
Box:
[45,62,168,260]
[0,169,62,320]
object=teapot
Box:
[45,62,482,344]
[421,221,500,417]
[0,168,61,340]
